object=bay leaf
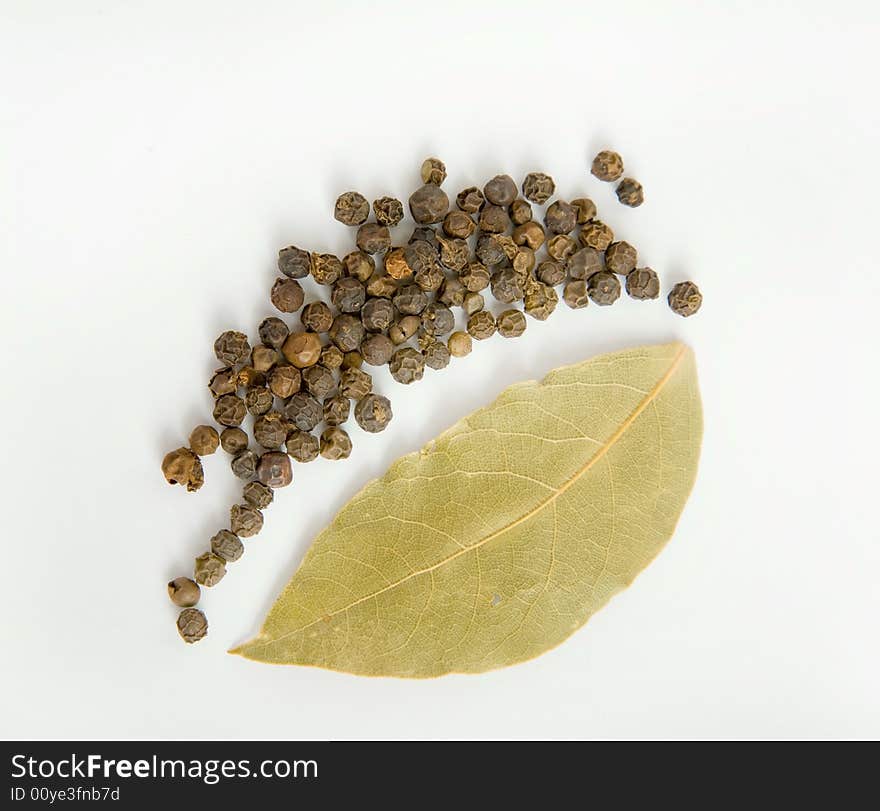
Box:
[233,342,702,677]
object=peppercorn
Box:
[546,234,578,263]
[437,236,469,272]
[230,503,263,537]
[393,284,428,315]
[194,552,226,587]
[616,178,644,208]
[331,277,366,313]
[302,364,335,399]
[478,204,510,234]
[258,316,289,349]
[667,281,702,316]
[409,184,449,224]
[408,225,439,249]
[254,411,288,449]
[253,346,280,377]
[177,608,208,643]
[287,429,319,463]
[512,247,536,277]
[284,392,322,431]
[231,449,257,479]
[588,271,621,306]
[591,150,624,182]
[320,426,352,460]
[213,393,246,427]
[209,367,237,398]
[187,457,204,492]
[356,223,392,255]
[389,346,425,384]
[420,301,454,336]
[626,267,660,300]
[521,172,555,204]
[475,234,505,266]
[565,247,602,280]
[462,291,484,316]
[523,279,558,320]
[220,427,248,455]
[235,366,265,390]
[437,277,466,308]
[334,191,370,226]
[300,301,333,333]
[211,529,244,563]
[389,315,421,344]
[404,239,438,275]
[311,253,343,285]
[339,366,372,399]
[341,251,373,285]
[256,451,293,488]
[544,200,576,235]
[447,331,472,357]
[415,264,443,292]
[270,277,304,313]
[497,309,527,338]
[329,314,366,353]
[317,395,347,427]
[443,210,475,240]
[168,577,200,608]
[605,241,637,275]
[509,198,533,226]
[278,245,311,279]
[467,311,496,340]
[373,196,404,227]
[512,221,545,250]
[571,197,597,224]
[243,480,274,509]
[384,247,413,281]
[491,268,524,303]
[320,345,344,370]
[281,331,322,368]
[536,260,565,286]
[459,261,490,292]
[361,297,394,332]
[420,336,451,370]
[456,186,484,213]
[162,447,197,486]
[580,220,614,251]
[365,271,398,299]
[563,280,590,309]
[420,157,447,185]
[360,333,395,366]
[354,394,394,433]
[484,174,517,206]
[267,364,301,398]
[343,350,362,369]
[214,330,250,366]
[494,234,519,261]
[189,425,219,456]
[245,386,273,416]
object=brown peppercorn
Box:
[443,210,476,239]
[546,234,578,263]
[491,268,524,303]
[438,276,466,308]
[282,331,322,368]
[230,503,263,537]
[536,260,565,286]
[209,367,237,398]
[284,392,322,431]
[522,172,555,204]
[213,394,246,427]
[459,262,490,292]
[254,411,288,449]
[404,239,439,275]
[588,271,621,306]
[544,200,577,235]
[389,346,425,384]
[189,425,219,456]
[568,247,604,280]
[668,281,702,316]
[286,429,319,463]
[329,314,366,353]
[194,552,226,587]
[339,366,373,399]
[361,297,394,332]
[462,291,485,316]
[616,178,644,208]
[343,250,375,283]
[420,301,455,336]
[354,394,393,433]
[437,235,469,272]
[320,426,352,460]
[251,345,278,373]
[214,330,250,366]
[258,316,289,349]
[389,314,421,344]
[409,183,449,224]
[220,427,248,455]
[484,174,517,206]
[580,220,614,251]
[211,530,244,563]
[409,225,439,248]
[186,457,204,493]
[456,186,484,213]
[331,277,366,313]
[475,234,505,266]
[360,333,395,366]
[310,252,343,286]
[267,364,301,398]
[512,247,536,278]
[278,245,311,279]
[512,221,545,250]
[384,247,413,281]
[420,157,447,185]
[421,336,451,370]
[323,394,351,426]
[393,284,428,315]
[497,309,527,338]
[168,577,200,608]
[478,204,510,234]
[563,280,590,309]
[591,150,624,182]
[231,449,257,479]
[373,196,404,227]
[467,310,496,340]
[626,267,661,300]
[447,331,472,357]
[495,234,519,261]
[300,301,333,333]
[177,608,208,643]
[571,197,597,224]
[235,366,265,390]
[161,447,197,487]
[257,451,293,488]
[334,191,370,226]
[243,480,274,509]
[245,386,273,416]
[523,279,559,320]
[605,241,638,275]
[270,277,304,313]
[343,351,362,369]
[320,345,344,370]
[302,364,335,399]
[365,271,398,298]
[357,223,392,255]
[508,199,531,227]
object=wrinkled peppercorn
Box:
[235,366,265,390]
[563,280,590,309]
[616,178,644,208]
[484,174,517,206]
[243,480,274,509]
[323,394,350,426]
[491,268,524,303]
[231,449,257,479]
[251,345,279,373]
[320,345,344,370]
[605,241,638,275]
[420,336,451,369]
[421,302,454,336]
[177,608,208,643]
[588,271,621,305]
[168,577,200,608]
[267,364,301,398]
[373,196,404,227]
[278,245,310,279]
[211,530,244,563]
[447,331,472,357]
[544,200,577,235]
[523,279,558,320]
[522,172,555,204]
[245,386,273,416]
[389,315,421,344]
[571,197,597,224]
[258,316,289,349]
[357,223,392,255]
[512,247,536,277]
[546,234,577,263]
[626,267,660,300]
[512,221,545,250]
[213,394,246,427]
[343,350,362,370]
[437,277,465,308]
[335,370,370,404]
[319,426,352,460]
[478,204,510,234]
[580,220,614,251]
[302,364,335,399]
[389,346,425,384]
[497,309,527,338]
[409,184,449,224]
[668,281,702,316]
[384,247,413,281]
[408,225,439,248]
[186,457,204,492]
[437,236,469,272]
[282,331,322,368]
[209,367,237,398]
[329,314,366,353]
[361,297,395,332]
[214,331,250,366]
[343,250,375,282]
[334,191,370,226]
[270,277,304,313]
[161,447,198,487]
[354,394,393,432]
[194,552,226,587]
[568,247,604,280]
[462,291,484,316]
[331,277,366,313]
[286,429,319,463]
[230,503,263,537]
[591,150,624,182]
[189,425,219,456]
[536,260,565,286]
[284,392,322,431]
[467,310,496,340]
[421,157,447,185]
[443,211,475,240]
[509,198,533,226]
[393,284,428,315]
[459,261,490,292]
[300,301,333,333]
[311,253,343,285]
[360,333,395,366]
[495,234,519,261]
[256,451,293,488]
[254,411,288,449]
[404,240,438,276]
[220,427,248,455]
[456,186,484,213]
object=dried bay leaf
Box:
[233,342,702,677]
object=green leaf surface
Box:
[233,342,702,677]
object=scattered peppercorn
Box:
[177,608,208,643]
[591,150,624,182]
[667,281,702,316]
[523,279,558,320]
[462,291,485,316]
[409,183,449,224]
[605,241,638,275]
[243,481,274,509]
[447,330,472,357]
[625,267,660,300]
[546,234,577,263]
[478,204,510,234]
[168,577,200,608]
[258,316,289,349]
[356,223,392,255]
[563,280,590,309]
[209,367,237,398]
[373,196,404,227]
[343,351,362,369]
[230,503,263,537]
[361,297,394,332]
[284,392,322,431]
[437,276,466,308]
[544,200,577,235]
[230,449,257,479]
[302,364,336,399]
[389,314,421,344]
[329,314,366,353]
[254,411,288,449]
[393,284,428,315]
[420,301,454,336]
[213,393,246,427]
[497,309,527,338]
[491,268,524,303]
[389,346,425,384]
[580,220,614,251]
[571,197,597,224]
[286,429,319,463]
[300,301,333,333]
[475,234,505,266]
[509,198,533,226]
[334,191,370,226]
[459,261,490,292]
[236,366,265,390]
[256,451,293,488]
[311,252,343,285]
[194,552,226,587]
[360,333,395,366]
[588,271,621,306]
[467,310,496,340]
[245,386,273,416]
[421,337,451,369]
[267,364,301,398]
[339,367,373,399]
[484,174,517,207]
[616,177,644,208]
[443,211,476,240]
[323,394,350,426]
[220,427,248,455]
[568,247,604,280]
[512,221,545,250]
[211,530,244,563]
[251,345,279,373]
[214,330,250,366]
[354,394,394,432]
[282,331,322,368]
[331,277,366,313]
[437,235,469,272]
[189,425,219,456]
[420,157,447,185]
[320,426,353,460]
[278,245,311,279]
[512,248,536,277]
[270,277,304,313]
[536,260,565,286]
[456,186,484,213]
[384,247,413,281]
[522,172,555,204]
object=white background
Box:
[1,0,878,740]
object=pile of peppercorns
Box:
[161,150,703,644]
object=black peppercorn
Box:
[459,261,490,292]
[300,301,333,333]
[467,311,496,340]
[284,392,322,431]
[420,157,447,185]
[497,309,527,338]
[571,197,597,224]
[512,247,536,278]
[252,345,278,374]
[536,260,565,286]
[339,366,372,399]
[361,297,395,332]
[568,247,604,280]
[544,200,577,235]
[494,234,519,261]
[230,503,263,537]
[478,204,510,234]
[310,253,343,285]
[667,281,702,316]
[282,331,322,368]
[254,411,288,449]
[189,425,219,456]
[220,427,248,455]
[302,364,336,399]
[211,529,244,563]
[354,394,394,433]
[420,301,454,336]
[329,314,366,353]
[456,186,484,213]
[404,240,439,277]
[475,234,505,266]
[194,552,226,587]
[447,331,472,357]
[580,220,614,251]
[209,367,237,398]
[343,250,375,282]
[437,276,466,308]
[389,315,421,344]
[420,336,451,369]
[320,426,352,460]
[320,345,344,370]
[331,277,366,313]
[323,394,350,426]
[357,223,392,255]
[360,333,395,366]
[546,234,578,263]
[161,447,198,487]
[626,267,660,300]
[437,236,469,272]
[443,210,476,240]
[168,577,200,608]
[509,198,533,226]
[278,245,311,279]
[389,346,425,384]
[334,191,370,226]
[343,350,362,370]
[214,330,250,366]
[523,279,558,320]
[491,268,524,303]
[213,393,246,427]
[187,457,204,493]
[384,247,413,281]
[393,284,428,315]
[236,366,265,390]
[563,280,590,309]
[286,429,319,463]
[373,196,404,227]
[512,221,545,250]
[258,316,289,349]
[591,150,624,182]
[231,449,258,479]
[616,178,644,208]
[243,480,274,509]
[605,241,638,275]
[588,271,621,306]
[522,172,555,204]
[484,174,517,206]
[270,277,305,313]
[409,183,449,224]
[462,291,485,316]
[408,225,439,249]
[267,364,301,399]
[256,451,293,488]
[177,608,208,643]
[245,386,273,416]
